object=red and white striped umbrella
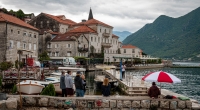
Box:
[142,71,181,83]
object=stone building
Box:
[28,13,76,54]
[0,12,39,63]
[28,8,122,59]
[48,25,93,57]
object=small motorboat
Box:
[16,80,45,95]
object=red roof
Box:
[51,33,80,41]
[43,13,76,25]
[68,25,97,33]
[74,18,113,28]
[0,12,38,31]
[122,45,137,49]
[112,34,119,39]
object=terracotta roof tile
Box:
[74,18,113,28]
[43,13,76,25]
[68,25,97,33]
[112,34,119,39]
[51,33,80,41]
[122,44,137,49]
[0,12,38,31]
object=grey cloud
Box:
[0,0,200,32]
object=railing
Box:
[3,68,40,80]
[103,33,110,38]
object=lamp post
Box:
[17,50,22,108]
[17,49,33,108]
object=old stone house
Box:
[28,13,76,54]
[0,12,39,64]
[28,8,122,59]
[48,25,93,57]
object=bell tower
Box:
[88,8,93,20]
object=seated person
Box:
[148,82,161,98]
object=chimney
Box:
[82,19,86,22]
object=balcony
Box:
[101,43,112,48]
[77,47,88,52]
[103,33,110,38]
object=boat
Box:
[94,65,118,89]
[16,80,45,95]
[42,66,86,94]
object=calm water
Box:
[85,63,200,103]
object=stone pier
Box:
[0,95,197,110]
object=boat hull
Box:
[17,84,44,95]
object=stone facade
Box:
[1,95,195,110]
[28,13,69,34]
[28,13,71,55]
[0,22,39,63]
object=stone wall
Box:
[0,95,194,110]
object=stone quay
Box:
[0,95,195,110]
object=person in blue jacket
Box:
[101,78,111,97]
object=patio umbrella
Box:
[142,71,181,93]
[142,71,181,83]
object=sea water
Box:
[130,67,200,103]
[85,63,200,103]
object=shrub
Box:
[41,83,56,96]
[12,85,17,94]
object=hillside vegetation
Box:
[123,7,200,61]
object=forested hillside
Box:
[123,7,200,61]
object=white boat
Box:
[42,66,86,94]
[16,80,45,95]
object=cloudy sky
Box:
[0,0,199,33]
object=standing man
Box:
[65,71,74,97]
[122,63,126,79]
[60,70,67,97]
[74,71,84,97]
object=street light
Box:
[17,50,22,108]
[17,49,33,109]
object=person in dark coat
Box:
[81,75,86,95]
[148,82,161,98]
[101,78,111,97]
[74,71,84,97]
[60,71,67,97]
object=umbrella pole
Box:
[160,83,162,94]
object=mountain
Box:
[113,31,132,41]
[123,7,200,61]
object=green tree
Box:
[16,9,25,19]
[0,61,13,71]
[9,9,16,16]
[38,51,50,61]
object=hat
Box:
[152,82,156,85]
[76,71,81,74]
